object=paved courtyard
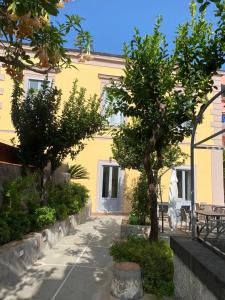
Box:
[0,216,122,300]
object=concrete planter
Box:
[143,294,173,300]
[120,219,150,239]
[110,262,143,300]
[0,202,91,284]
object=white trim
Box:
[174,166,192,209]
[96,160,124,212]
[24,76,53,92]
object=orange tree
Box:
[0,0,91,80]
[107,1,225,241]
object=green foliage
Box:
[68,164,89,179]
[5,210,31,240]
[110,236,174,296]
[128,213,139,225]
[0,175,89,245]
[11,80,105,172]
[107,3,225,240]
[34,207,56,230]
[0,0,91,79]
[54,203,69,221]
[47,182,89,215]
[0,219,11,245]
[1,174,40,240]
[129,172,149,225]
[3,173,40,213]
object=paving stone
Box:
[0,215,122,300]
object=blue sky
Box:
[54,0,217,55]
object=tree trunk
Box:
[144,152,158,241]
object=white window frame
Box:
[175,166,191,202]
[23,69,54,93]
[101,89,124,127]
[25,77,53,92]
[99,73,125,128]
[27,78,50,91]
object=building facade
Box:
[0,49,224,212]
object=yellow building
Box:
[0,49,224,213]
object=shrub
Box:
[0,174,40,242]
[0,218,11,245]
[34,207,56,230]
[0,176,89,245]
[3,173,40,213]
[130,173,149,225]
[110,236,174,296]
[47,182,89,216]
[6,210,31,240]
[128,213,139,225]
[54,203,69,220]
[67,182,89,214]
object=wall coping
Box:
[170,236,225,300]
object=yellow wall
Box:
[0,55,223,212]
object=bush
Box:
[47,182,89,216]
[110,236,174,296]
[3,173,40,213]
[0,218,11,245]
[6,210,32,240]
[34,207,56,230]
[54,203,69,220]
[67,182,89,214]
[128,213,139,225]
[0,174,40,243]
[0,176,89,245]
[130,173,149,225]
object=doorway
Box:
[98,162,123,212]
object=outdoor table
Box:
[196,210,225,236]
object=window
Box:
[222,113,225,123]
[176,169,191,201]
[102,90,124,126]
[28,79,50,91]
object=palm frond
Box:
[68,164,89,180]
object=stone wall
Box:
[170,236,225,300]
[0,202,91,286]
[173,255,216,300]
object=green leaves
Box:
[107,1,225,241]
[11,79,105,172]
[8,0,60,17]
[0,1,92,77]
[68,164,89,180]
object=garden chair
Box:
[180,208,191,232]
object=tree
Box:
[67,164,89,180]
[11,80,105,174]
[107,1,225,241]
[0,0,91,80]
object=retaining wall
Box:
[170,236,225,300]
[0,202,91,285]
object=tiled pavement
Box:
[0,216,122,300]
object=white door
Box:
[176,168,191,210]
[99,163,123,212]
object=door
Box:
[176,168,191,209]
[99,164,122,212]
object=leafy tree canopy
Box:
[107,0,225,240]
[112,122,187,173]
[11,80,105,172]
[0,0,91,80]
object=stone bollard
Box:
[110,262,143,300]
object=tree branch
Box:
[0,55,51,74]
